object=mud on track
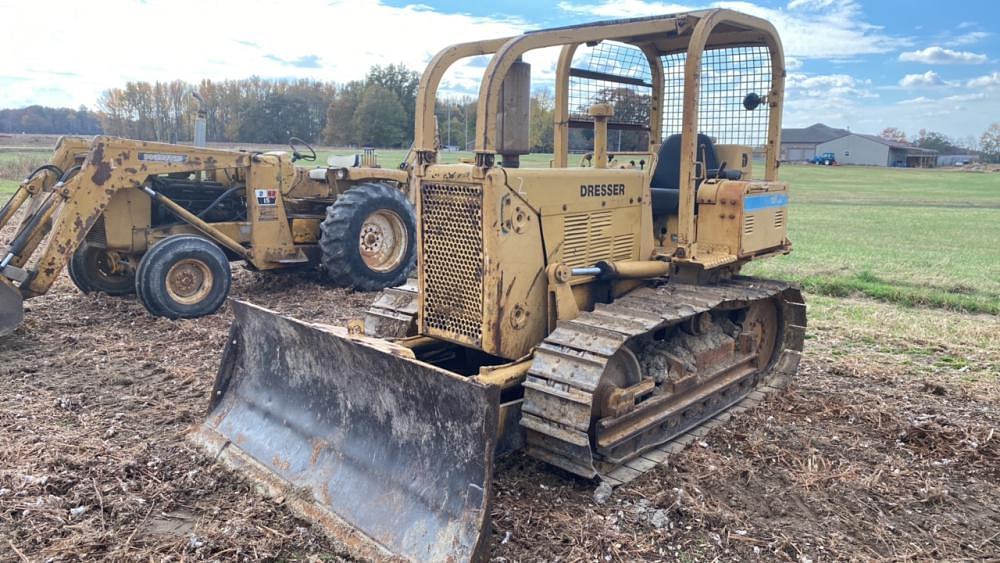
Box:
[1,267,998,561]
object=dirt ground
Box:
[1,265,997,561]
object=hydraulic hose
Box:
[196,185,245,220]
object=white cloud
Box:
[557,1,691,16]
[898,96,932,105]
[899,46,988,64]
[899,71,945,88]
[967,72,1000,88]
[785,86,999,139]
[899,93,986,105]
[786,0,839,9]
[786,72,876,99]
[0,0,540,109]
[558,0,910,58]
[946,31,990,47]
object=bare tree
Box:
[980,123,1000,163]
[879,127,907,143]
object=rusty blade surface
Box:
[0,279,23,337]
[190,300,499,562]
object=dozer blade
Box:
[189,300,500,562]
[0,278,23,337]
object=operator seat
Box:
[650,133,741,216]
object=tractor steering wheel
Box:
[289,137,317,163]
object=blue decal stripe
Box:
[744,193,788,211]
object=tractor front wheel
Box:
[320,183,416,291]
[135,235,232,319]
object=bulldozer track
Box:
[521,277,806,486]
[363,278,419,338]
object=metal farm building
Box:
[817,134,937,167]
[779,123,849,162]
[780,124,938,167]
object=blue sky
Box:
[2,0,997,139]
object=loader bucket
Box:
[189,300,500,562]
[0,279,23,337]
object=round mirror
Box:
[743,92,762,111]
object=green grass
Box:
[804,294,998,388]
[744,165,1000,315]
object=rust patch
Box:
[89,143,113,185]
[310,438,328,465]
[272,454,291,472]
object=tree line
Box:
[880,125,1000,163]
[0,62,651,156]
[0,106,102,136]
[21,68,999,162]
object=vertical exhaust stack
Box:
[192,92,207,148]
[496,58,531,168]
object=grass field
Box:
[1,143,996,314]
[746,165,1000,314]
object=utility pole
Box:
[447,103,452,148]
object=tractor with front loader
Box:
[0,137,416,334]
[192,9,806,561]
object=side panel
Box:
[246,157,305,268]
[695,180,789,258]
[481,171,548,359]
[102,189,151,251]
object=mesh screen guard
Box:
[568,41,774,151]
[662,45,772,147]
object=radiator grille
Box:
[743,215,755,235]
[421,182,484,344]
[562,211,631,269]
[773,209,785,230]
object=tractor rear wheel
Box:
[320,183,416,291]
[135,235,232,319]
[68,243,135,295]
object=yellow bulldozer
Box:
[191,9,806,561]
[0,136,416,334]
